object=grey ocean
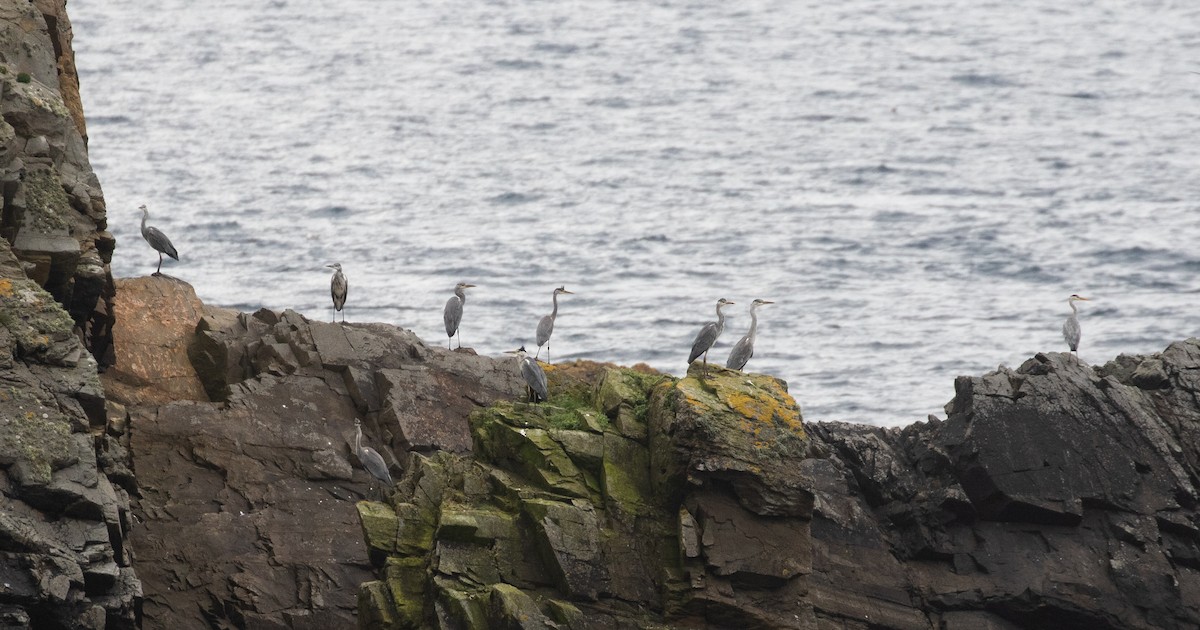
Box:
[73,0,1200,425]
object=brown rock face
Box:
[106,278,527,629]
[101,276,211,406]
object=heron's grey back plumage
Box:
[725,335,753,370]
[445,295,463,337]
[140,206,179,260]
[354,423,393,486]
[536,315,554,347]
[689,322,720,364]
[725,298,770,371]
[144,226,178,260]
[521,356,549,402]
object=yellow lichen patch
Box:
[0,278,12,297]
[722,390,804,436]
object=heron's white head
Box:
[750,299,775,308]
[138,204,148,215]
[716,297,735,309]
[1068,294,1090,303]
[554,286,574,295]
[506,346,529,358]
[456,282,476,290]
[327,263,342,271]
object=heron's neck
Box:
[747,308,759,340]
[140,211,148,232]
[550,292,559,318]
[455,287,467,303]
[715,305,727,332]
[1069,301,1078,315]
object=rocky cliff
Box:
[0,2,130,628]
[0,3,1198,629]
[92,278,1200,630]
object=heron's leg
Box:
[154,252,163,276]
[456,330,462,349]
[535,345,541,359]
[448,336,452,350]
[546,345,551,364]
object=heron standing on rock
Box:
[536,286,574,362]
[443,282,476,349]
[1063,294,1090,354]
[139,205,178,276]
[353,418,392,497]
[688,298,734,377]
[327,263,347,322]
[726,299,774,371]
[509,346,549,403]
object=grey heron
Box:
[353,418,393,496]
[509,346,549,403]
[688,298,735,376]
[327,263,347,322]
[1062,294,1090,353]
[535,286,574,362]
[725,299,774,371]
[443,282,476,349]
[139,205,178,276]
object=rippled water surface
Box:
[73,0,1200,425]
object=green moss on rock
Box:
[357,501,398,564]
[437,505,518,544]
[0,409,74,485]
[385,556,429,628]
[22,169,72,233]
[357,580,398,630]
[601,432,654,515]
[472,406,592,499]
[437,587,488,630]
[487,583,549,629]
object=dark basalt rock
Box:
[804,344,1200,630]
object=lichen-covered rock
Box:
[360,360,822,628]
[652,364,813,517]
[0,235,137,627]
[0,0,114,356]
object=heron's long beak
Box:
[465,284,477,288]
[562,289,575,294]
[761,300,775,304]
